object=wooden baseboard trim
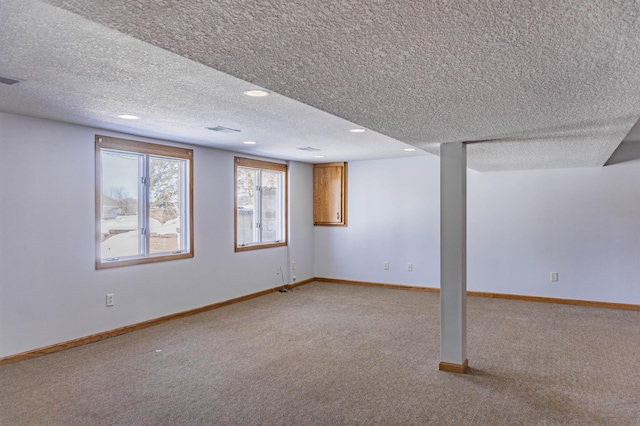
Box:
[285,277,316,289]
[0,280,316,367]
[439,359,469,374]
[4,277,637,366]
[315,278,640,311]
[466,290,640,311]
[314,277,440,293]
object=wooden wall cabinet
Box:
[314,162,347,226]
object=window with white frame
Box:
[96,135,194,268]
[235,157,287,251]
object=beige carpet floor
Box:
[1,281,639,425]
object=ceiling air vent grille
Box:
[297,147,321,152]
[0,75,23,85]
[206,126,240,133]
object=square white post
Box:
[439,142,469,373]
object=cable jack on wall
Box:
[277,265,288,292]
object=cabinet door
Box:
[314,163,347,225]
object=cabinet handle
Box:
[337,212,340,220]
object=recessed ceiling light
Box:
[404,148,416,152]
[314,155,325,158]
[243,140,257,145]
[244,90,269,97]
[118,114,140,120]
[349,128,366,133]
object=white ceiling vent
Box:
[0,75,22,85]
[206,126,240,133]
[297,147,321,152]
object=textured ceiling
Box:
[605,117,640,166]
[0,0,417,163]
[2,0,640,170]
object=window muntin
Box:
[96,136,193,268]
[235,157,287,251]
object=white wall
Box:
[467,162,640,303]
[3,111,639,358]
[0,113,314,357]
[288,162,315,284]
[315,154,640,305]
[314,156,441,286]
[0,112,6,356]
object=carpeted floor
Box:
[1,281,639,425]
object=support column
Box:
[439,142,469,374]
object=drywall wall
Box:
[3,110,639,358]
[0,112,6,357]
[467,161,640,303]
[0,112,314,357]
[288,161,315,284]
[314,156,442,286]
[315,155,640,305]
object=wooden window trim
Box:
[234,157,288,252]
[235,157,287,172]
[95,135,194,269]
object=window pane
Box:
[234,157,287,252]
[101,151,141,260]
[97,136,194,269]
[261,170,283,243]
[237,167,258,246]
[149,156,183,254]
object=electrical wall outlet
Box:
[550,272,558,282]
[384,261,389,270]
[106,294,114,307]
[276,266,281,275]
[291,261,296,270]
[407,263,413,272]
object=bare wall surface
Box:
[3,111,640,358]
[288,162,315,284]
[0,112,6,356]
[314,156,442,285]
[314,155,640,305]
[0,113,314,357]
[467,162,640,303]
